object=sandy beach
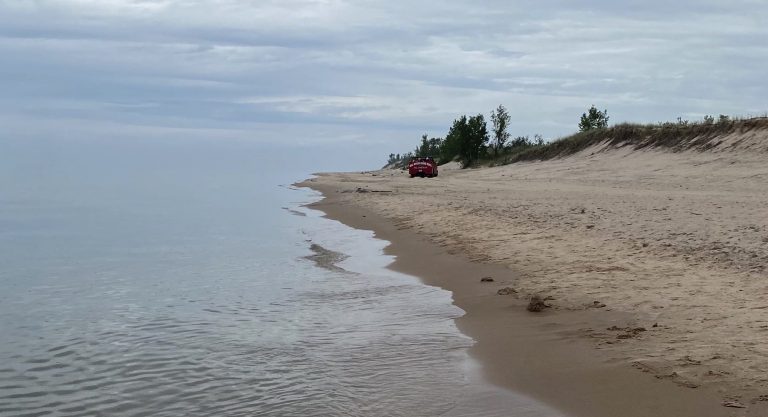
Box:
[299,140,768,416]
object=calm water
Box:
[0,138,562,416]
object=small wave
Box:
[282,207,307,217]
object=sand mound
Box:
[439,161,462,170]
[308,140,768,401]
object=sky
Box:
[1,0,767,166]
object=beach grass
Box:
[503,115,768,164]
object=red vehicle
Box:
[408,157,438,178]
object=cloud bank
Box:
[1,0,766,156]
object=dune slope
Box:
[307,129,768,403]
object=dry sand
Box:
[299,142,768,416]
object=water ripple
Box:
[1,278,478,417]
[0,197,564,417]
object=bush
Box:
[579,105,609,131]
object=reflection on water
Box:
[0,139,563,416]
[0,200,473,417]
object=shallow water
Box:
[0,139,563,416]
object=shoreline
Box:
[299,179,730,417]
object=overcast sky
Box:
[1,0,766,162]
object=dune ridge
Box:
[508,116,768,163]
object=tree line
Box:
[386,105,609,169]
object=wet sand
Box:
[297,145,768,416]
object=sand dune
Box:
[306,143,768,405]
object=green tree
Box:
[440,116,466,162]
[509,135,530,149]
[398,151,413,168]
[490,104,511,157]
[417,134,430,156]
[441,114,489,167]
[415,134,443,159]
[579,105,609,131]
[465,114,489,166]
[428,137,443,157]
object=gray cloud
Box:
[1,0,766,160]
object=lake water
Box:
[0,138,563,416]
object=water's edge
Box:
[295,185,567,417]
[299,178,730,417]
